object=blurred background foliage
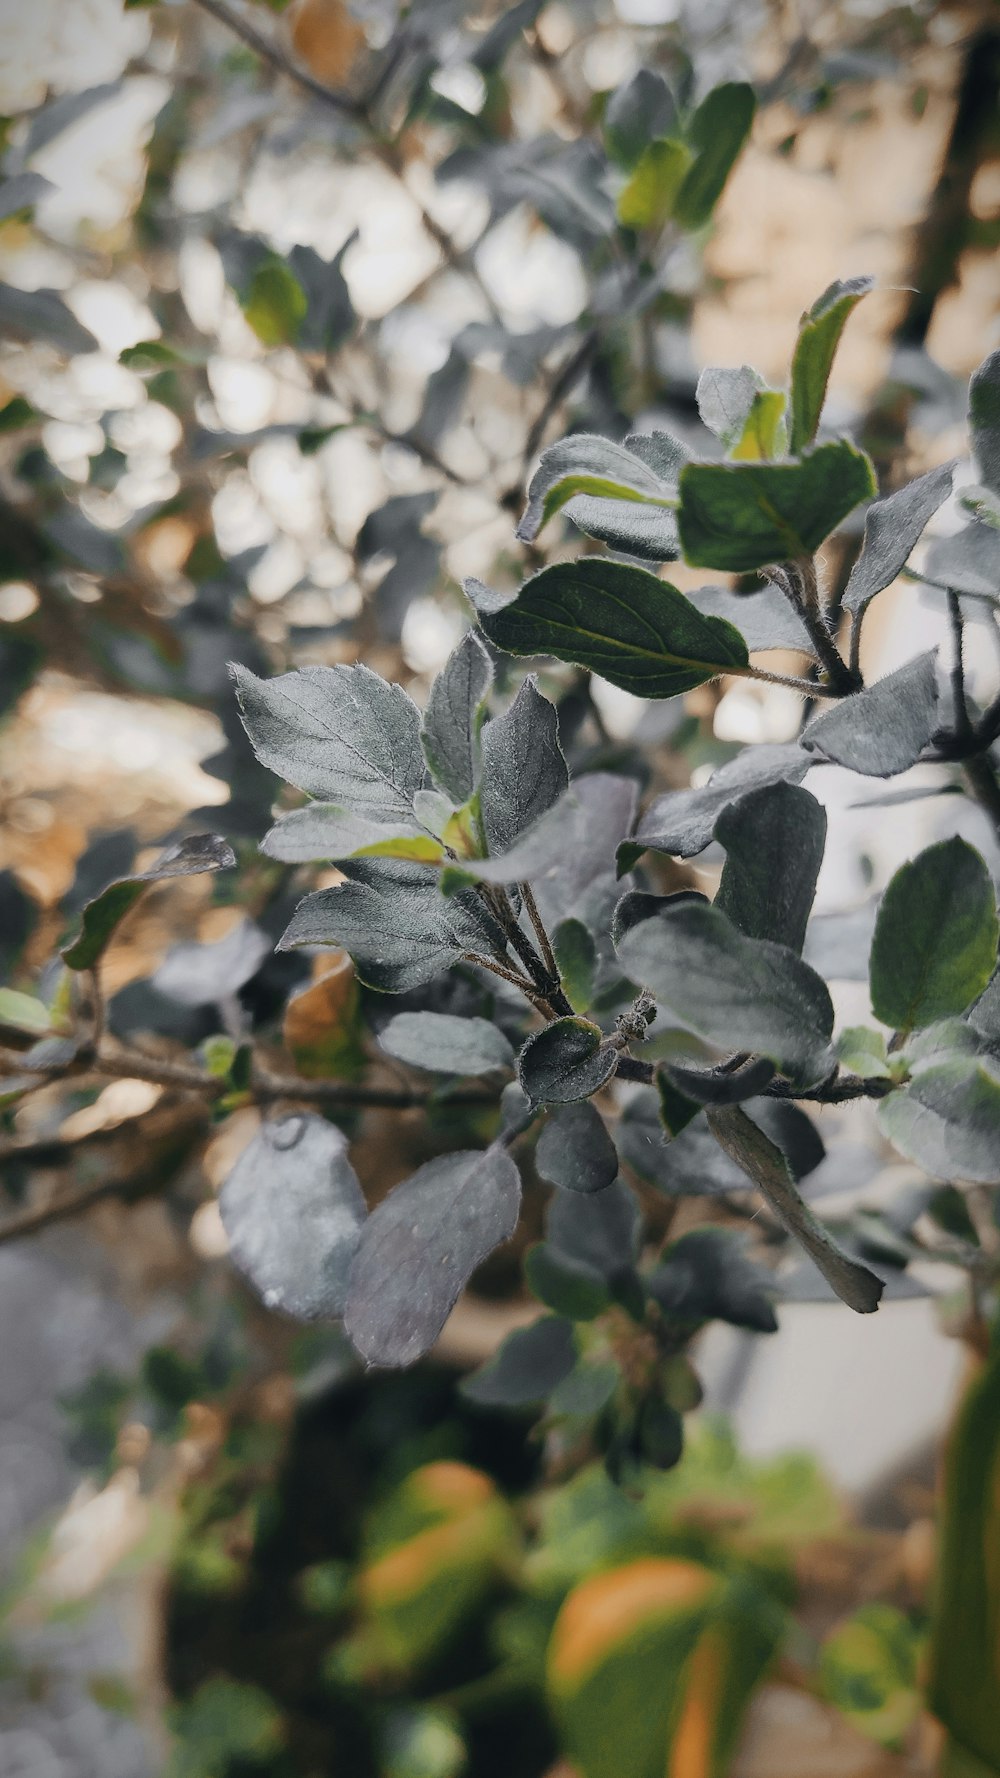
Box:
[3,0,1000,1774]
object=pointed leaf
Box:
[263,804,442,864]
[231,662,424,820]
[344,1146,521,1365]
[688,583,814,653]
[869,838,998,1032]
[632,743,810,861]
[801,650,939,778]
[969,348,1000,497]
[468,561,748,700]
[616,901,834,1087]
[480,678,568,855]
[787,277,874,454]
[553,917,597,1011]
[878,1058,1000,1184]
[220,1114,367,1319]
[604,69,679,169]
[378,1012,514,1076]
[732,390,787,461]
[517,433,682,546]
[924,520,1000,600]
[678,442,876,572]
[61,833,235,970]
[536,1101,618,1194]
[715,782,826,952]
[706,1106,883,1313]
[673,81,756,230]
[842,461,955,617]
[617,138,690,231]
[279,858,505,993]
[421,630,493,805]
[454,775,636,889]
[519,1017,618,1105]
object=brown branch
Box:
[190,0,363,117]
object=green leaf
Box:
[61,834,235,970]
[378,1012,515,1076]
[231,662,424,821]
[420,630,492,806]
[878,1057,1000,1184]
[836,1025,891,1079]
[604,69,679,170]
[616,900,834,1087]
[119,339,182,371]
[461,1316,576,1406]
[715,782,826,953]
[553,917,597,1011]
[467,561,748,699]
[241,256,307,347]
[801,650,939,778]
[787,276,874,454]
[673,81,756,230]
[869,838,998,1032]
[707,1106,883,1313]
[0,987,52,1035]
[617,138,690,231]
[536,1101,618,1194]
[969,347,1000,497]
[732,390,787,461]
[0,395,36,433]
[677,441,877,572]
[518,1017,619,1105]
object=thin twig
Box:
[520,882,559,980]
[948,589,973,739]
[768,561,859,696]
[190,0,363,117]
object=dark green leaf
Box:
[550,1360,620,1417]
[536,1101,618,1194]
[420,630,493,805]
[480,677,568,855]
[344,1145,521,1366]
[220,1115,367,1319]
[604,69,679,169]
[518,1016,618,1105]
[468,560,748,699]
[61,833,235,970]
[715,782,826,952]
[842,461,955,617]
[969,348,1000,497]
[801,650,939,777]
[378,1012,514,1075]
[525,1244,611,1319]
[879,1058,1000,1184]
[677,442,877,572]
[673,81,756,230]
[553,917,597,1011]
[647,1227,777,1332]
[632,743,809,860]
[241,257,307,346]
[617,137,690,230]
[616,900,834,1086]
[869,838,998,1032]
[787,277,874,454]
[279,858,505,993]
[461,1317,576,1406]
[231,662,423,820]
[0,395,37,433]
[707,1106,883,1313]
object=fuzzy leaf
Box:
[262,805,442,864]
[519,1017,619,1105]
[696,365,763,449]
[631,743,810,862]
[842,461,955,617]
[801,651,939,778]
[536,1101,618,1194]
[677,442,876,572]
[231,662,423,821]
[516,432,684,559]
[879,1058,1000,1184]
[220,1115,367,1319]
[715,782,826,953]
[553,917,597,1011]
[421,630,493,806]
[279,858,505,993]
[468,561,748,699]
[787,277,874,454]
[673,81,756,230]
[61,834,235,970]
[378,1012,515,1076]
[869,838,998,1032]
[480,678,568,855]
[344,1146,521,1366]
[616,901,834,1087]
[969,348,1000,497]
[687,584,814,654]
